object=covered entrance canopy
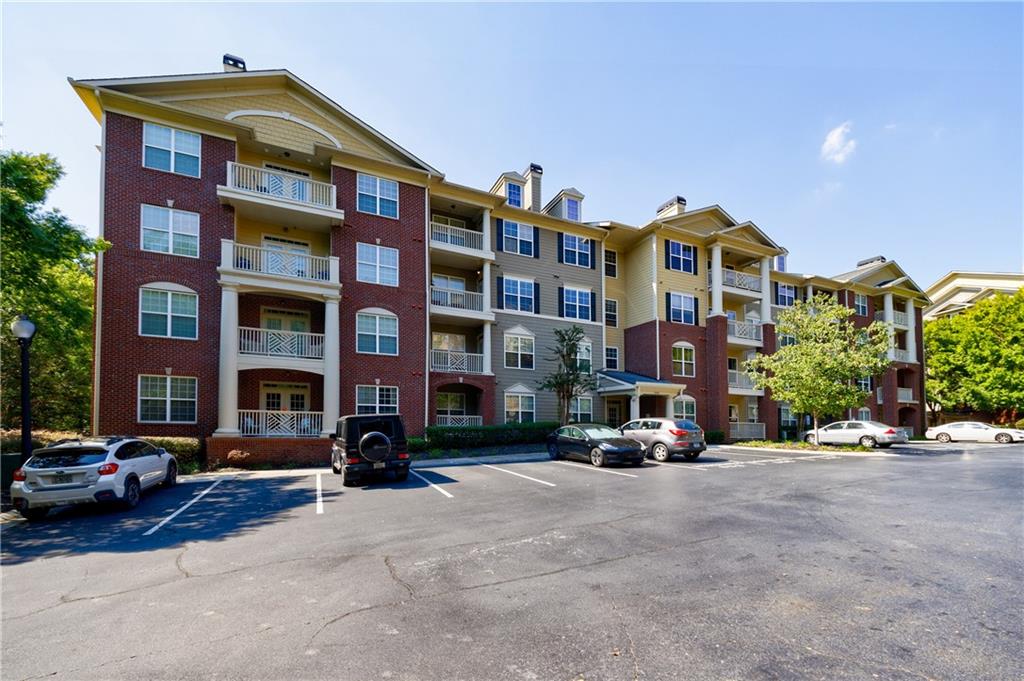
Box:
[597,370,687,422]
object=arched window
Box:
[671,341,696,377]
[356,307,398,355]
[857,407,871,421]
[504,384,536,424]
[673,395,697,422]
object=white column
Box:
[482,322,492,374]
[665,396,675,418]
[482,261,491,311]
[759,257,772,322]
[214,284,240,436]
[630,393,641,420]
[805,284,814,301]
[883,292,895,359]
[321,296,340,437]
[481,208,491,252]
[904,298,917,362]
[710,244,724,316]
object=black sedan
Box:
[547,424,645,467]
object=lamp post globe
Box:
[11,315,36,464]
[11,315,36,341]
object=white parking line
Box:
[409,469,454,498]
[648,461,709,472]
[315,473,324,514]
[553,461,638,478]
[718,450,799,459]
[143,478,226,536]
[479,463,557,487]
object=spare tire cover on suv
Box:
[359,431,392,462]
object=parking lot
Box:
[2,441,1022,680]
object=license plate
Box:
[373,462,386,470]
[52,474,73,484]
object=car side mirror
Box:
[157,448,166,457]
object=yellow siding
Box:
[235,217,330,257]
[655,236,707,325]
[604,244,628,352]
[623,236,656,329]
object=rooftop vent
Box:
[223,54,246,73]
[856,255,887,268]
[656,196,687,219]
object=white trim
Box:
[666,238,697,275]
[562,285,593,321]
[604,248,618,278]
[671,341,696,377]
[142,121,201,179]
[92,111,107,435]
[504,324,535,337]
[138,284,199,340]
[224,109,342,148]
[668,291,698,326]
[496,308,602,327]
[605,346,620,370]
[503,332,536,371]
[137,374,198,424]
[355,309,399,356]
[139,204,200,259]
[356,241,400,287]
[356,172,400,220]
[651,235,660,380]
[605,298,618,327]
[355,384,400,414]
[259,381,312,412]
[503,387,536,424]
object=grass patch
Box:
[732,440,874,453]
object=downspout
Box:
[652,232,660,380]
[424,175,431,433]
[92,103,107,435]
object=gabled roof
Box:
[490,171,526,194]
[718,221,786,252]
[541,187,585,214]
[599,370,675,386]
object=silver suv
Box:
[618,418,706,461]
[10,437,178,521]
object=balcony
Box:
[730,422,766,440]
[238,410,323,437]
[430,222,489,254]
[237,326,327,373]
[219,240,340,295]
[711,269,762,296]
[875,310,909,327]
[436,415,484,427]
[728,369,764,396]
[893,348,912,362]
[217,162,343,230]
[727,320,763,345]
[429,286,493,322]
[877,387,916,404]
[431,349,485,374]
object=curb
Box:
[715,444,890,457]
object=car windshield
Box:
[674,420,700,431]
[25,448,108,468]
[582,426,622,440]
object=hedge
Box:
[1016,418,1024,430]
[424,421,560,449]
[0,430,203,472]
[705,430,726,444]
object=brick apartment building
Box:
[71,58,929,460]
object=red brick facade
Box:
[205,437,332,468]
[757,322,780,440]
[428,374,496,427]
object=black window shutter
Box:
[590,292,597,321]
[533,282,541,313]
[693,298,700,325]
[664,239,671,270]
[665,292,672,321]
[772,281,779,305]
[693,247,699,276]
[589,241,596,269]
[533,226,540,259]
[558,286,565,318]
[557,232,564,264]
[495,276,504,309]
[495,218,504,252]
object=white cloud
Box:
[820,121,857,164]
[884,122,898,131]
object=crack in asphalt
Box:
[175,542,192,578]
[384,555,416,600]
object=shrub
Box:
[407,436,427,453]
[705,430,725,444]
[145,436,203,471]
[424,421,560,450]
[1016,418,1024,430]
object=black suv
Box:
[330,414,410,486]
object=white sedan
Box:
[925,422,1024,444]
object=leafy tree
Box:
[746,293,892,442]
[537,325,598,425]
[1,151,108,433]
[924,290,1024,423]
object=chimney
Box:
[656,196,687,219]
[523,163,543,211]
[856,255,887,268]
[223,54,246,73]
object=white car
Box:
[804,420,909,448]
[925,422,1024,444]
[10,437,178,521]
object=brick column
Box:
[705,315,730,436]
[758,323,779,440]
[882,366,899,426]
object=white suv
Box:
[10,437,178,521]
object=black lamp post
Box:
[11,315,36,465]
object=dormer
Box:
[656,196,687,219]
[490,171,526,208]
[543,188,585,222]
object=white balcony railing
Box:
[226,242,334,282]
[226,162,335,209]
[877,387,884,404]
[430,222,485,251]
[730,422,766,440]
[436,415,484,427]
[894,348,912,362]
[727,320,763,342]
[897,426,914,438]
[897,387,915,402]
[728,370,758,390]
[431,287,485,312]
[875,310,909,326]
[431,349,484,374]
[710,269,762,293]
[238,327,324,359]
[771,305,788,323]
[238,410,323,437]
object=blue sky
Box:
[3,2,1022,289]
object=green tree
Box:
[1,151,108,433]
[746,293,892,442]
[924,290,1024,423]
[537,325,599,425]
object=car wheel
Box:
[20,507,48,522]
[161,461,177,488]
[331,452,342,475]
[590,448,606,468]
[394,468,409,482]
[683,451,701,460]
[936,432,951,444]
[341,467,358,487]
[547,443,562,460]
[859,436,877,448]
[995,433,1013,444]
[122,477,141,509]
[804,433,817,444]
[652,443,670,462]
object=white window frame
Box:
[671,342,696,377]
[857,376,872,392]
[503,276,535,312]
[563,234,592,268]
[142,122,201,178]
[780,403,798,427]
[504,334,535,370]
[669,292,697,325]
[857,407,872,421]
[140,204,199,258]
[605,299,618,327]
[565,197,581,222]
[137,374,197,424]
[356,385,399,414]
[356,173,399,219]
[356,242,399,286]
[576,341,593,373]
[431,274,466,290]
[667,240,696,274]
[605,346,619,370]
[673,395,697,422]
[432,214,467,229]
[570,396,593,423]
[503,221,534,257]
[356,310,399,355]
[138,284,198,340]
[437,392,467,416]
[777,284,797,307]
[564,286,592,321]
[604,249,618,278]
[854,293,869,316]
[504,390,536,423]
[506,182,523,208]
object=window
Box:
[672,342,696,377]
[605,299,618,327]
[139,286,198,339]
[356,173,399,218]
[668,292,697,325]
[667,240,696,274]
[780,403,797,427]
[356,385,398,414]
[775,255,787,272]
[503,276,535,312]
[138,375,196,423]
[854,293,869,317]
[505,391,535,423]
[432,214,466,229]
[506,183,523,208]
[563,234,591,268]
[356,243,399,286]
[604,249,618,278]
[431,332,466,351]
[432,274,465,291]
[563,287,592,320]
[570,396,593,423]
[779,332,796,347]
[143,122,200,177]
[857,376,872,392]
[503,221,534,256]
[140,205,199,257]
[437,392,466,417]
[673,396,697,421]
[576,341,593,373]
[777,284,797,307]
[857,407,872,421]
[504,334,535,369]
[356,312,398,355]
[566,197,581,222]
[605,346,619,370]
